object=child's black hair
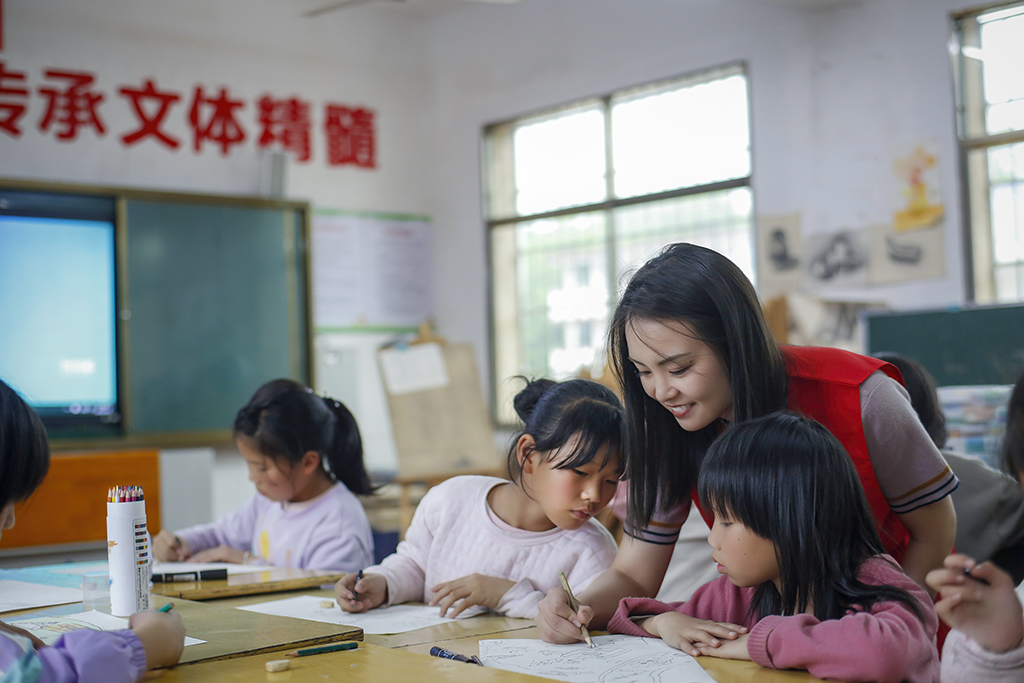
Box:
[506,377,624,487]
[233,379,375,496]
[608,243,788,532]
[0,379,51,509]
[697,411,926,624]
[1002,370,1024,481]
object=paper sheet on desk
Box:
[9,610,206,647]
[238,595,483,634]
[151,561,265,576]
[479,635,717,683]
[0,580,83,613]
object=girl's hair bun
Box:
[512,377,557,424]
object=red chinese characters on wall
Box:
[0,60,377,169]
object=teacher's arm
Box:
[897,496,956,592]
[536,535,675,642]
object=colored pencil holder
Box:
[106,499,150,616]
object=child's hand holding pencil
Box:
[558,572,594,648]
[334,571,386,613]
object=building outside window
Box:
[484,64,754,423]
[952,3,1024,303]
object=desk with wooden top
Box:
[149,567,343,601]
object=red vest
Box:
[693,345,909,561]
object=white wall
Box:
[415,0,973,398]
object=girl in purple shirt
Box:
[609,412,939,683]
[153,379,375,571]
[0,378,185,683]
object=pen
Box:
[353,569,363,602]
[963,567,992,586]
[157,602,174,613]
[559,571,594,648]
[151,569,228,583]
[429,646,484,665]
[285,641,358,657]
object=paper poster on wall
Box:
[756,212,802,298]
[311,212,432,330]
[868,223,945,285]
[785,291,884,354]
[803,229,868,289]
[892,144,944,231]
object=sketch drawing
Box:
[479,635,716,683]
[808,232,866,282]
[756,212,802,298]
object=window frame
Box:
[482,62,754,426]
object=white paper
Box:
[0,580,83,614]
[379,343,449,395]
[238,595,480,634]
[45,562,111,576]
[152,561,265,576]
[9,610,205,647]
[479,635,717,683]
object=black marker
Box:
[151,568,227,583]
[963,568,992,586]
[429,646,484,666]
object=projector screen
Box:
[0,196,119,431]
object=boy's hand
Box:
[926,553,1024,654]
[429,573,515,617]
[335,572,386,613]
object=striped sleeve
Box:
[622,500,690,545]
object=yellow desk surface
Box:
[150,568,344,601]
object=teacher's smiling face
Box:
[625,318,733,431]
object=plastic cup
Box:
[82,571,110,609]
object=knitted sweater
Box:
[367,475,617,618]
[609,555,939,683]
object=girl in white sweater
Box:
[334,378,624,618]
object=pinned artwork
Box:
[868,223,945,285]
[757,213,802,298]
[892,144,944,231]
[803,229,869,289]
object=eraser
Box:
[320,600,335,609]
[266,659,291,672]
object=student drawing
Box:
[153,379,375,572]
[929,369,1024,682]
[536,242,956,642]
[0,378,186,682]
[335,378,622,619]
[608,412,939,682]
[808,231,866,282]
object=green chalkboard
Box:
[865,304,1024,386]
[124,199,309,435]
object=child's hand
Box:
[153,531,190,562]
[697,633,750,660]
[642,612,747,657]
[187,545,245,564]
[535,586,594,644]
[926,553,1024,653]
[429,573,516,618]
[128,610,186,670]
[335,572,386,613]
[0,620,46,649]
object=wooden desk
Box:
[150,568,343,601]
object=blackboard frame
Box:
[0,178,312,450]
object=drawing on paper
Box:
[479,635,717,683]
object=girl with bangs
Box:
[335,378,624,619]
[609,412,939,683]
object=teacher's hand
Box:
[536,586,593,644]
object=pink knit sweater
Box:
[608,555,939,683]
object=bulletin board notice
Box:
[311,211,432,331]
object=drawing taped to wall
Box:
[804,229,868,288]
[868,223,945,285]
[756,213,802,298]
[479,635,716,683]
[892,144,943,231]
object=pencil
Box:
[558,571,594,648]
[353,569,363,602]
[285,641,358,657]
[157,602,174,613]
[963,567,992,586]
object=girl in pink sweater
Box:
[609,411,939,683]
[335,378,623,619]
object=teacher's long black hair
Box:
[608,243,788,531]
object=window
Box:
[953,4,1024,302]
[484,64,753,423]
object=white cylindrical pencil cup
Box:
[106,499,150,616]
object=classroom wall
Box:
[414,0,971,400]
